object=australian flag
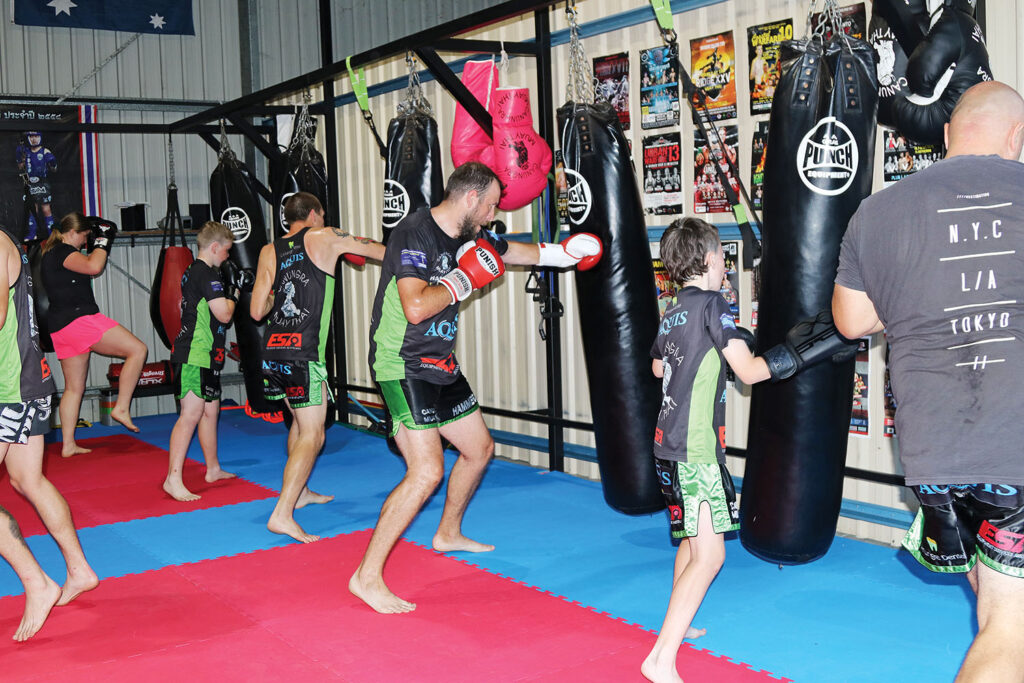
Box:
[14,0,194,35]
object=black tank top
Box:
[0,228,55,402]
[263,227,334,362]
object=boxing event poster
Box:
[883,130,944,187]
[811,2,867,41]
[689,31,737,122]
[750,120,769,211]
[693,124,739,214]
[0,104,95,243]
[593,52,630,131]
[850,338,870,436]
[642,133,682,215]
[883,346,896,437]
[720,241,740,324]
[640,44,681,130]
[652,258,679,317]
[746,19,792,115]
[554,150,569,226]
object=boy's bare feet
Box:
[162,479,200,502]
[14,576,60,642]
[432,533,494,553]
[204,468,236,484]
[349,570,416,614]
[641,653,685,683]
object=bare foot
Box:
[295,487,333,509]
[641,653,684,683]
[110,407,140,433]
[432,533,494,553]
[14,576,60,642]
[267,514,319,543]
[348,570,416,614]
[684,626,706,640]
[162,479,200,502]
[61,444,92,458]
[56,568,99,606]
[204,468,236,484]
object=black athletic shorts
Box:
[378,375,478,436]
[0,397,52,444]
[174,363,222,402]
[262,359,332,409]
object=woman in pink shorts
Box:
[41,213,148,456]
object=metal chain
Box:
[217,118,236,163]
[565,4,598,104]
[398,52,433,117]
[167,134,176,187]
[57,32,141,104]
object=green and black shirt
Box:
[0,228,55,402]
[171,260,230,370]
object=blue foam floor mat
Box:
[5,410,975,681]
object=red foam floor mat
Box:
[0,530,785,681]
[0,435,276,537]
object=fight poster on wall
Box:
[883,130,944,187]
[0,104,97,243]
[689,31,737,121]
[640,44,680,129]
[693,124,739,214]
[720,241,740,324]
[883,343,896,437]
[746,19,792,115]
[751,120,769,210]
[554,150,569,226]
[653,258,679,317]
[642,133,682,215]
[594,52,630,131]
[850,338,870,436]
[811,2,867,40]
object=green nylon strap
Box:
[346,56,370,111]
[649,0,674,33]
[732,203,747,224]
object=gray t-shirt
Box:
[836,155,1024,485]
[650,287,742,464]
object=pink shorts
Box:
[51,313,119,359]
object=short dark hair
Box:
[443,162,502,201]
[660,217,720,284]
[283,191,323,226]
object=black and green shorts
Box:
[0,397,52,444]
[378,375,478,437]
[175,363,221,402]
[262,359,333,409]
[903,483,1024,578]
[654,457,740,539]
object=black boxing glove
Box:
[220,259,247,302]
[735,326,756,353]
[87,217,118,253]
[762,310,859,383]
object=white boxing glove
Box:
[537,232,603,270]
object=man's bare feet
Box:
[109,407,140,433]
[56,567,99,606]
[204,468,236,484]
[684,626,706,640]
[60,444,91,458]
[162,479,200,502]
[348,570,416,614]
[295,487,333,509]
[14,576,60,642]
[641,653,684,683]
[267,514,319,543]
[432,533,494,553]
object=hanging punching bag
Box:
[210,149,279,415]
[25,242,53,353]
[382,105,444,245]
[150,185,194,350]
[558,99,663,514]
[739,33,878,563]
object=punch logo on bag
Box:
[382,179,411,228]
[796,117,858,197]
[221,207,252,242]
[278,192,296,234]
[564,168,592,225]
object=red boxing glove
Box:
[439,239,505,303]
[342,252,366,266]
[537,232,603,271]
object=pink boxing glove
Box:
[450,60,498,168]
[490,87,553,211]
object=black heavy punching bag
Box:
[210,142,280,415]
[26,242,52,352]
[273,110,330,234]
[740,33,878,563]
[381,99,443,245]
[558,99,663,514]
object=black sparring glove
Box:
[735,326,756,353]
[220,260,255,302]
[87,217,118,253]
[762,309,859,383]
